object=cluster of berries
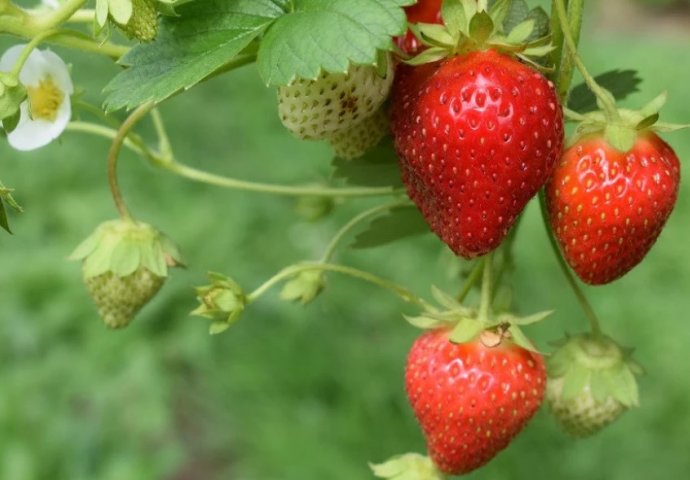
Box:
[272,0,680,477]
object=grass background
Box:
[1,2,689,479]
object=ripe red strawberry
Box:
[406,329,546,475]
[391,50,564,258]
[396,0,443,55]
[546,132,680,284]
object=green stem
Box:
[457,258,485,303]
[320,201,408,262]
[107,103,156,221]
[9,28,62,76]
[549,0,566,74]
[247,262,434,311]
[66,122,148,157]
[161,161,405,198]
[538,190,603,336]
[477,251,494,323]
[553,0,584,102]
[47,33,129,59]
[66,8,95,23]
[553,0,619,120]
[25,0,88,30]
[150,109,173,161]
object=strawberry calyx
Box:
[404,286,550,353]
[192,272,247,334]
[69,218,183,279]
[371,453,446,480]
[547,333,643,409]
[566,91,690,152]
[406,0,553,67]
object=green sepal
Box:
[404,314,452,330]
[559,362,591,402]
[448,317,484,344]
[495,310,552,326]
[370,453,446,480]
[430,285,464,311]
[0,182,22,234]
[0,72,26,127]
[406,47,451,66]
[506,324,539,353]
[469,11,494,44]
[413,23,457,48]
[192,271,246,333]
[69,219,183,278]
[441,0,467,36]
[488,0,511,29]
[279,269,325,305]
[506,19,535,44]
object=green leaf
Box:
[331,138,402,187]
[526,7,550,40]
[351,205,429,249]
[638,91,667,117]
[502,0,529,33]
[568,69,642,113]
[257,0,413,87]
[104,0,284,111]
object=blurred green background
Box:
[1,1,689,479]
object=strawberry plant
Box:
[0,0,688,478]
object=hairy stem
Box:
[247,262,434,311]
[538,191,603,336]
[107,103,156,221]
[553,0,584,102]
[320,201,409,262]
[553,0,618,120]
[477,251,494,324]
[457,258,485,303]
[161,161,405,198]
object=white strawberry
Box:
[328,108,389,159]
[277,57,393,140]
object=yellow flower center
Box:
[27,76,63,122]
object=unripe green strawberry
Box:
[328,108,389,159]
[70,219,182,329]
[546,334,642,438]
[277,59,393,140]
[84,268,164,329]
[116,0,158,42]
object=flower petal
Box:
[8,99,71,151]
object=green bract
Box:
[371,453,445,480]
[0,72,26,132]
[192,272,247,335]
[0,181,22,234]
[69,219,183,278]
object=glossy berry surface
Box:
[391,50,563,258]
[405,329,546,475]
[546,133,680,284]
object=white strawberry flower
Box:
[0,45,73,151]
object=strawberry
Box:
[392,50,563,258]
[546,334,642,438]
[85,268,164,329]
[396,0,443,56]
[115,0,158,42]
[405,329,546,475]
[327,108,389,160]
[277,60,393,140]
[70,219,182,329]
[546,132,680,284]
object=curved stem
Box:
[10,29,62,76]
[554,0,619,120]
[320,201,408,262]
[25,0,88,30]
[247,262,434,311]
[457,258,485,303]
[107,103,156,221]
[477,251,494,324]
[66,122,148,156]
[161,161,405,198]
[538,190,603,336]
[66,9,95,23]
